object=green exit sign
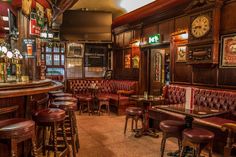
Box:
[148,34,161,44]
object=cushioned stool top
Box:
[51,101,78,111]
[160,120,185,133]
[76,95,92,101]
[98,96,110,101]
[52,93,73,97]
[126,107,143,116]
[0,118,35,138]
[183,127,215,143]
[33,108,65,123]
[54,97,78,102]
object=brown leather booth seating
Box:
[162,84,186,104]
[155,84,236,154]
[67,79,138,115]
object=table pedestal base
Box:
[134,128,159,138]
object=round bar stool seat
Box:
[52,93,73,98]
[54,97,78,103]
[0,118,37,157]
[180,128,215,157]
[0,118,35,138]
[159,120,185,157]
[76,95,92,115]
[126,107,143,116]
[48,90,63,96]
[124,107,143,134]
[51,101,78,111]
[183,128,215,143]
[160,120,185,133]
[33,108,65,123]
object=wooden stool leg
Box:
[99,103,102,116]
[11,140,17,157]
[131,118,134,131]
[42,127,46,156]
[53,123,58,157]
[195,144,201,157]
[178,138,182,152]
[179,139,186,157]
[69,112,76,157]
[124,116,128,134]
[208,141,213,157]
[107,104,110,115]
[88,101,91,116]
[62,121,71,157]
[73,112,80,151]
[79,103,82,115]
[32,132,38,157]
[160,133,166,157]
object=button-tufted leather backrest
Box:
[193,88,236,111]
[67,79,138,95]
[163,85,186,104]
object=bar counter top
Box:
[0,79,63,98]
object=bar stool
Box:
[0,118,37,157]
[52,93,73,98]
[159,120,185,157]
[32,108,70,157]
[98,96,110,115]
[76,95,92,115]
[124,107,143,134]
[54,97,78,103]
[180,127,215,157]
[50,101,80,157]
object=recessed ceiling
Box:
[70,0,155,18]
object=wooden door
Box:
[149,48,169,95]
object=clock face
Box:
[191,15,210,38]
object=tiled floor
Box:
[76,112,222,157]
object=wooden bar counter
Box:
[0,79,63,157]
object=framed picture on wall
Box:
[220,34,236,67]
[67,43,84,57]
[176,45,187,62]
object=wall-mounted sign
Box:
[148,34,161,44]
[22,38,36,57]
[36,2,45,28]
[30,13,40,36]
[22,0,32,17]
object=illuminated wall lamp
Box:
[180,33,188,40]
[3,27,9,31]
[2,16,9,21]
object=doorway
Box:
[149,48,170,96]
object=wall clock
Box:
[191,15,210,38]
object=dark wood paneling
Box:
[220,0,236,34]
[174,63,192,83]
[192,65,217,85]
[219,68,236,87]
[143,24,158,38]
[158,20,174,42]
[174,15,189,31]
[123,31,132,46]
